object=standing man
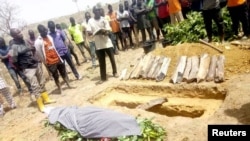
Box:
[135,0,154,42]
[82,12,97,69]
[55,24,81,66]
[68,17,91,62]
[87,5,119,84]
[26,29,47,90]
[8,28,55,112]
[35,24,72,94]
[48,21,82,80]
[227,0,250,39]
[201,0,225,42]
[124,0,137,47]
[129,0,140,46]
[146,0,161,40]
[155,0,170,35]
[0,76,16,116]
[117,3,133,50]
[100,8,120,55]
[168,0,184,24]
[107,4,124,50]
[0,37,32,95]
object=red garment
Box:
[156,0,170,18]
[181,0,191,7]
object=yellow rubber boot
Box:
[37,97,45,112]
[41,92,56,104]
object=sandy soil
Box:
[0,41,250,141]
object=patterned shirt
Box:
[0,77,7,89]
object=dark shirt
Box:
[0,46,12,68]
[10,39,38,70]
[26,38,41,62]
[191,0,203,11]
[130,3,138,23]
[134,2,151,30]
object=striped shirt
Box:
[0,77,7,89]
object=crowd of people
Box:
[0,0,250,116]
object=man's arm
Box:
[134,6,146,15]
[0,54,8,59]
[155,0,165,7]
[117,11,130,21]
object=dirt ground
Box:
[0,40,250,141]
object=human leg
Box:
[83,42,92,58]
[8,68,22,93]
[121,28,128,50]
[228,6,240,36]
[116,32,124,50]
[35,62,46,92]
[57,62,71,88]
[17,69,32,93]
[96,49,107,81]
[105,48,118,77]
[133,23,139,47]
[23,68,53,112]
[62,52,81,79]
[141,29,147,42]
[89,41,97,67]
[202,9,213,42]
[69,47,80,65]
[76,42,88,61]
[47,64,62,93]
[213,8,225,42]
[170,14,177,24]
[0,87,16,109]
[176,11,184,23]
[238,2,250,36]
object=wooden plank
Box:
[182,57,192,82]
[140,54,153,78]
[142,56,156,79]
[131,56,145,79]
[127,56,143,80]
[187,56,199,83]
[215,55,225,83]
[119,68,127,80]
[136,97,168,110]
[206,55,217,82]
[147,56,161,79]
[170,56,187,84]
[197,53,211,83]
[156,57,171,82]
[152,56,165,79]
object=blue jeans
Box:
[60,51,80,79]
[89,41,96,66]
[109,33,118,53]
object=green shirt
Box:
[146,0,157,21]
[68,24,84,44]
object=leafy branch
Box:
[163,8,234,45]
[44,117,167,141]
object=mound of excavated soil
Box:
[152,42,250,80]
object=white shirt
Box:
[117,10,130,28]
[87,17,113,50]
[34,35,63,65]
[82,21,93,42]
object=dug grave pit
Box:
[88,82,227,118]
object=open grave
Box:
[89,82,227,118]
